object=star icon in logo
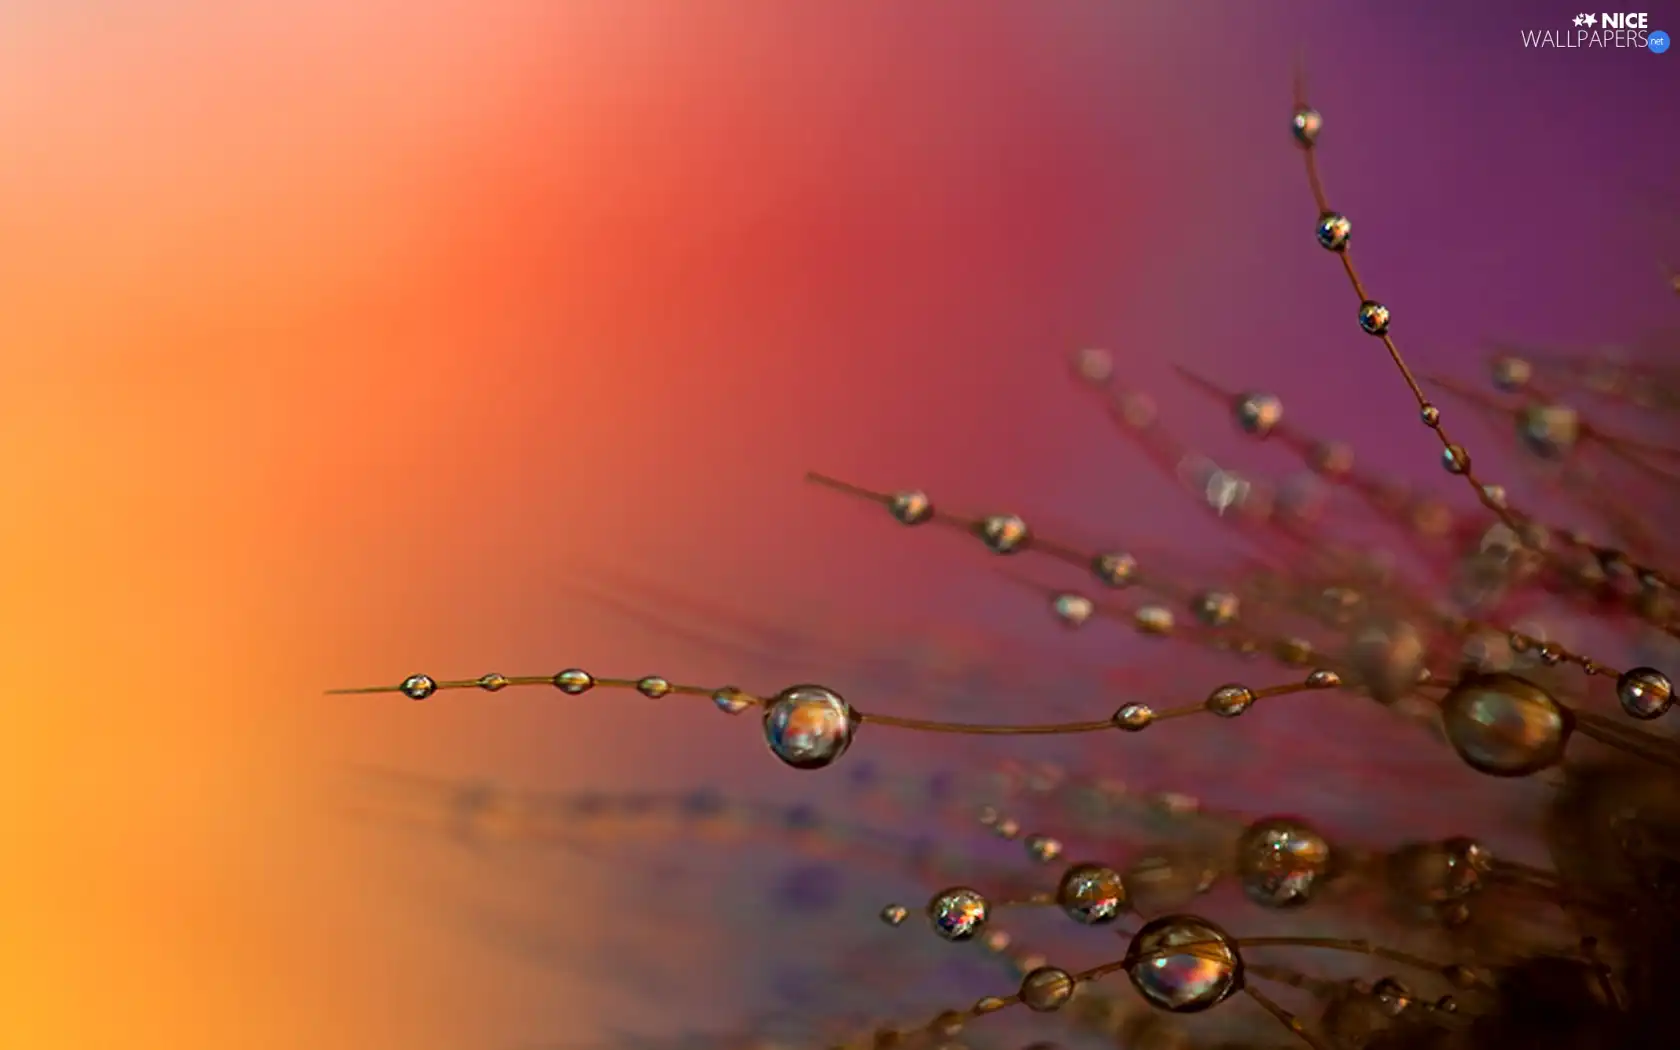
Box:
[1585,13,1598,25]
[1574,13,1587,25]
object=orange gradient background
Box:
[3,3,1672,1049]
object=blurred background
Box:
[1,1,1674,1048]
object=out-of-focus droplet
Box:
[977,514,1030,554]
[1192,590,1240,627]
[1517,403,1581,460]
[1026,834,1064,864]
[1234,393,1283,437]
[1135,605,1175,636]
[1092,551,1139,588]
[1053,593,1094,628]
[1235,817,1332,908]
[1292,106,1323,146]
[889,490,933,525]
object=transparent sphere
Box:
[889,489,933,526]
[927,886,989,941]
[1372,977,1414,1016]
[400,673,437,700]
[762,684,858,770]
[1617,666,1674,720]
[711,686,752,715]
[1205,683,1255,718]
[1387,838,1492,904]
[1072,347,1114,385]
[1440,673,1572,777]
[1192,590,1241,627]
[1056,863,1128,925]
[1053,593,1094,628]
[476,673,509,692]
[1092,551,1139,588]
[1135,605,1175,636]
[1019,966,1076,1013]
[1358,301,1391,335]
[1517,403,1580,460]
[1113,701,1156,731]
[1235,817,1331,908]
[977,514,1029,554]
[1442,444,1471,474]
[1125,915,1243,1013]
[1491,355,1533,392]
[1275,636,1316,667]
[1026,834,1064,864]
[1309,440,1355,478]
[1291,106,1323,146]
[879,903,908,927]
[1125,849,1219,914]
[636,675,673,698]
[1234,393,1283,437]
[1315,212,1351,251]
[553,668,594,695]
[1347,618,1426,705]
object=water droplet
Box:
[1113,701,1156,731]
[1125,915,1243,1013]
[1291,107,1323,146]
[1205,683,1255,718]
[762,684,858,770]
[1440,672,1572,777]
[1235,817,1331,908]
[927,886,989,941]
[1056,863,1128,925]
[1092,551,1139,588]
[1026,834,1064,863]
[1358,301,1391,335]
[1234,393,1283,437]
[1053,593,1094,628]
[1617,666,1673,720]
[977,514,1029,554]
[712,686,752,715]
[1019,966,1076,1012]
[1191,590,1240,627]
[553,669,594,695]
[1316,212,1351,251]
[890,490,933,525]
